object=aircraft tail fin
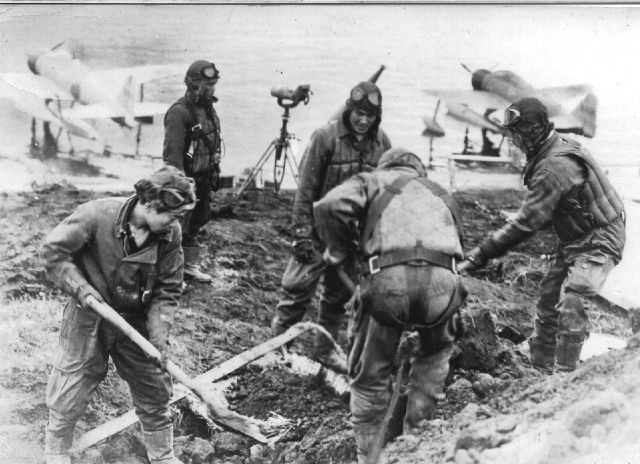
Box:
[571,92,597,138]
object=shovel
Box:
[85,295,270,443]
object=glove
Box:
[451,311,468,338]
[150,339,171,370]
[147,310,172,369]
[322,247,346,266]
[210,163,221,192]
[291,238,316,263]
[456,259,476,274]
[457,247,488,274]
[76,284,104,310]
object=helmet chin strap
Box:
[518,122,553,158]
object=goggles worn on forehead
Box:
[351,86,380,107]
[201,64,218,79]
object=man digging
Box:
[41,166,195,464]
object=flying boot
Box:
[182,245,213,283]
[528,339,556,375]
[143,425,183,464]
[353,422,380,464]
[45,427,73,464]
[556,334,584,372]
[403,345,453,434]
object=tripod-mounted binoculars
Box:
[235,84,311,197]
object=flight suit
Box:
[41,196,183,459]
[164,94,221,274]
[273,114,391,347]
[468,133,625,372]
[314,148,466,462]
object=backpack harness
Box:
[358,174,464,277]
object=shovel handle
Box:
[86,296,196,390]
[335,266,356,294]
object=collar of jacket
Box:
[185,89,218,105]
[523,131,560,180]
[114,195,174,243]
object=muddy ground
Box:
[0,180,635,464]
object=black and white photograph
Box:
[1,3,639,464]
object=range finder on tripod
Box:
[235,84,311,198]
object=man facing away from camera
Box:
[314,147,467,462]
[41,166,195,464]
[271,81,392,373]
[458,97,625,374]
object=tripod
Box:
[236,86,310,198]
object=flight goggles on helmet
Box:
[502,98,548,129]
[159,185,196,212]
[503,107,521,127]
[199,63,219,80]
[187,61,220,82]
[350,85,381,107]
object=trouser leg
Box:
[46,303,107,457]
[530,253,566,373]
[556,252,616,372]
[403,296,458,433]
[111,332,173,432]
[314,260,356,354]
[182,174,212,245]
[182,175,213,282]
[350,314,403,460]
[272,253,326,335]
[110,326,175,462]
[403,344,454,432]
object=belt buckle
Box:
[451,257,457,273]
[369,256,380,275]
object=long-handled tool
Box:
[333,266,409,464]
[86,296,269,443]
[366,356,407,464]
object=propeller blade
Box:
[433,100,441,122]
[460,63,472,74]
[51,41,66,51]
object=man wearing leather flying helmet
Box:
[271,80,392,373]
[458,97,625,374]
[41,166,195,464]
[163,60,222,283]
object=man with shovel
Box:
[313,147,467,462]
[40,166,196,464]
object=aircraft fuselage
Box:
[472,69,564,116]
[28,49,134,127]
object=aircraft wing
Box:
[0,72,74,101]
[61,101,170,120]
[132,101,170,117]
[0,78,63,122]
[539,84,593,103]
[425,89,511,112]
